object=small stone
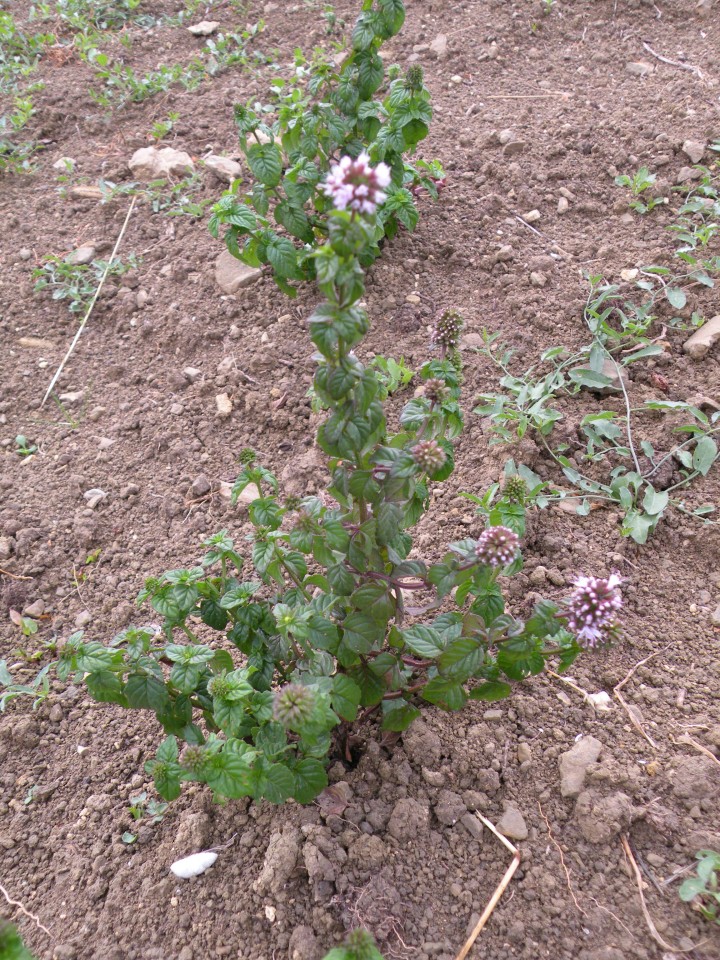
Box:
[517,743,532,763]
[120,483,140,498]
[429,34,448,58]
[523,209,541,223]
[620,268,638,281]
[483,709,503,722]
[204,154,242,183]
[234,482,261,506]
[405,293,421,305]
[18,336,55,350]
[66,246,96,266]
[502,141,526,158]
[682,140,706,164]
[191,475,212,497]
[557,196,569,214]
[215,250,262,295]
[529,565,547,585]
[187,19,219,35]
[128,146,194,181]
[48,704,64,724]
[58,391,84,404]
[676,165,701,185]
[170,403,183,416]
[23,599,45,618]
[52,156,75,171]
[216,393,233,418]
[460,813,484,841]
[530,271,547,287]
[683,315,720,360]
[75,610,92,629]
[497,804,528,841]
[559,736,603,798]
[183,367,202,383]
[19,247,32,260]
[626,61,653,76]
[712,604,720,627]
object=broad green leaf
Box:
[402,624,444,659]
[666,287,687,310]
[381,698,420,731]
[469,681,511,702]
[293,758,328,804]
[247,142,282,188]
[642,485,669,516]
[125,674,171,712]
[692,435,717,476]
[331,675,361,721]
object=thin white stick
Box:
[454,815,520,960]
[42,197,137,407]
[0,881,52,938]
[642,42,704,80]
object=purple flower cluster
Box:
[321,152,391,215]
[565,574,623,648]
[475,525,519,568]
[411,439,446,473]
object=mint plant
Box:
[209,0,444,295]
[680,850,720,924]
[323,929,384,960]
[2,0,621,810]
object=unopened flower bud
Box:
[274,684,315,727]
[431,309,463,351]
[475,525,519,568]
[503,475,527,504]
[207,673,231,699]
[406,64,424,91]
[411,439,446,473]
[424,378,447,404]
[180,745,208,775]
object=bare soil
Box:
[1,1,720,959]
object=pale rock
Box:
[215,393,233,418]
[530,271,547,287]
[676,165,701,185]
[24,599,45,618]
[557,196,569,214]
[517,743,532,763]
[586,357,629,396]
[683,316,720,360]
[559,736,603,798]
[52,156,75,171]
[204,154,242,183]
[187,20,219,35]
[682,140,706,164]
[502,141,526,158]
[59,391,84,404]
[626,61,654,77]
[429,34,448,58]
[215,249,261,294]
[0,537,12,560]
[18,336,55,350]
[66,246,96,266]
[183,367,202,383]
[234,483,261,506]
[498,129,514,145]
[497,803,528,840]
[620,268,638,281]
[128,146,195,181]
[523,209,541,223]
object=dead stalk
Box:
[641,42,704,80]
[537,802,587,916]
[42,196,137,407]
[673,733,720,768]
[0,568,33,581]
[613,644,674,749]
[454,815,520,960]
[620,835,695,952]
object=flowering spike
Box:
[475,525,519,568]
[321,152,391,215]
[431,308,463,352]
[406,64,424,92]
[565,574,623,649]
[424,378,447,404]
[411,439,446,473]
[180,745,208,776]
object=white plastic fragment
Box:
[170,851,218,879]
[587,691,613,712]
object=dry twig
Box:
[613,644,673,749]
[641,42,704,80]
[0,568,33,581]
[42,196,137,406]
[537,802,587,915]
[672,733,720,768]
[621,836,695,952]
[0,881,52,938]
[454,815,521,960]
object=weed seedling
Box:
[680,850,720,924]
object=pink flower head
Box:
[475,526,519,568]
[565,573,623,648]
[322,152,391,215]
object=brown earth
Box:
[1,1,720,959]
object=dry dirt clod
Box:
[497,804,528,840]
[187,20,219,36]
[253,830,301,895]
[203,154,242,183]
[559,736,603,798]
[215,249,262,294]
